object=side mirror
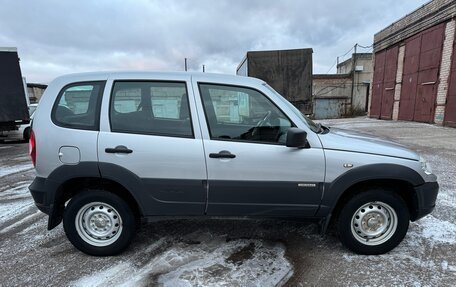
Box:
[286,128,308,148]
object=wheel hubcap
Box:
[75,202,123,247]
[351,201,398,246]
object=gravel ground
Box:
[0,117,455,286]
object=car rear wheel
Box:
[63,190,136,256]
[337,189,409,255]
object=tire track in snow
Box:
[71,237,292,287]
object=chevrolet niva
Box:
[28,72,438,256]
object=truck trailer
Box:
[0,47,30,133]
[236,48,313,115]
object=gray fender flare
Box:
[316,163,424,231]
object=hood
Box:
[318,128,419,161]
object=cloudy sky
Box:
[1,0,429,83]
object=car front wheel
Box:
[337,189,410,255]
[63,190,136,256]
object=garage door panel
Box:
[415,85,435,122]
[405,36,421,56]
[414,68,438,123]
[419,49,443,70]
[370,50,386,118]
[403,55,420,75]
[373,51,386,84]
[370,82,383,118]
[384,47,399,83]
[380,81,395,119]
[417,67,439,83]
[420,23,444,52]
[399,23,444,124]
[399,73,418,121]
[379,46,399,119]
[403,37,421,75]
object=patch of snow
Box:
[416,216,456,245]
[72,238,292,287]
[74,261,132,287]
[0,163,33,178]
[0,210,41,234]
[0,183,34,225]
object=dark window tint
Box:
[52,81,105,130]
[199,84,292,144]
[110,81,193,137]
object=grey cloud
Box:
[0,0,428,82]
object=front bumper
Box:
[413,181,439,221]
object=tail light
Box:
[29,129,36,167]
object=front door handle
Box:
[209,150,236,159]
[105,145,133,154]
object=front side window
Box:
[52,81,105,130]
[199,83,293,144]
[110,81,193,137]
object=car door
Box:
[192,77,325,216]
[98,73,207,216]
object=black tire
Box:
[337,188,410,255]
[23,127,30,141]
[63,190,136,256]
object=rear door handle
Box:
[209,150,236,159]
[105,145,133,154]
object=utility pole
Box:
[202,65,205,72]
[350,43,358,112]
[184,58,188,71]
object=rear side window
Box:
[52,81,105,130]
[110,81,193,138]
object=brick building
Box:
[369,0,456,126]
[312,53,372,119]
[27,83,47,103]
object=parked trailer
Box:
[237,48,313,115]
[0,47,30,133]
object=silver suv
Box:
[29,72,438,256]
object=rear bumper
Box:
[29,176,63,229]
[413,181,439,221]
[29,177,53,215]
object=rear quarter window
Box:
[52,81,105,130]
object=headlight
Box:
[420,156,433,175]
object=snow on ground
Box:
[1,119,456,286]
[73,236,292,287]
[0,182,34,226]
[0,162,33,178]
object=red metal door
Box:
[399,23,444,123]
[414,23,444,123]
[444,28,456,126]
[370,50,386,118]
[380,46,399,119]
[415,69,439,122]
[399,35,421,120]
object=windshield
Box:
[263,83,320,133]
